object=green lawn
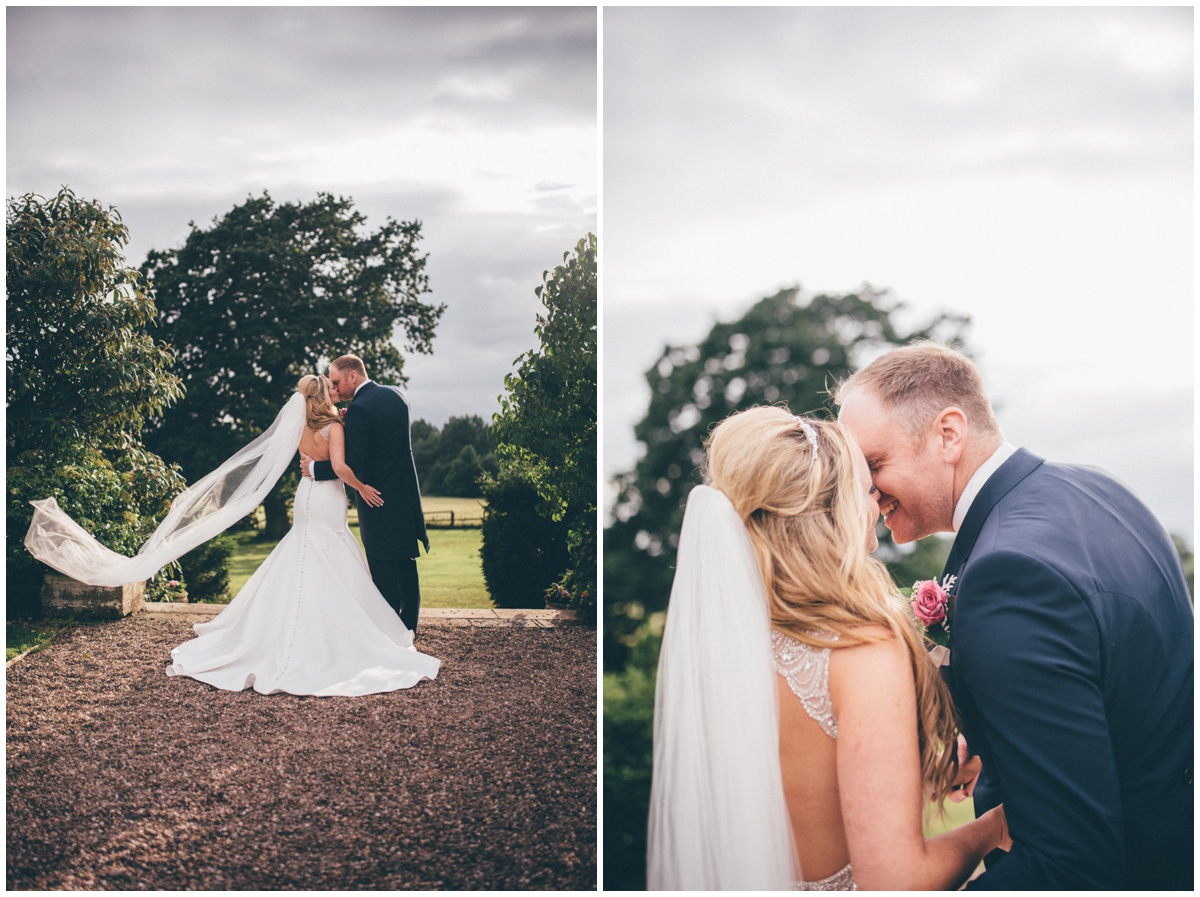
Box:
[5,620,80,661]
[924,797,985,880]
[924,795,977,837]
[224,496,493,608]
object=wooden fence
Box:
[423,509,483,529]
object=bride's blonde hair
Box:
[296,375,342,431]
[704,406,959,802]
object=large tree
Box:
[488,233,597,616]
[141,191,444,537]
[6,188,186,615]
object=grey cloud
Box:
[7,6,595,137]
[605,6,1191,216]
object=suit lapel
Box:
[942,449,1045,751]
[350,380,377,406]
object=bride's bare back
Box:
[299,424,332,462]
[778,666,849,881]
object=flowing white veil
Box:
[647,485,800,890]
[25,393,307,587]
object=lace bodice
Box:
[318,423,332,441]
[771,630,839,738]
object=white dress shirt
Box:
[952,442,1018,532]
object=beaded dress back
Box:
[771,630,857,892]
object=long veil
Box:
[647,485,800,889]
[25,393,307,587]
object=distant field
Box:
[224,497,492,608]
[349,496,485,529]
[924,795,976,836]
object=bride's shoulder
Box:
[841,623,898,644]
[317,419,344,439]
[828,625,909,681]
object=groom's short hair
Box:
[835,341,1001,443]
[330,354,368,379]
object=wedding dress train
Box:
[166,459,440,696]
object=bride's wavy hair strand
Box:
[703,406,960,803]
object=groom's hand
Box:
[298,452,314,478]
[948,734,982,802]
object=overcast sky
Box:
[604,6,1193,542]
[7,5,596,429]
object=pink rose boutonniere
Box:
[909,574,956,648]
[339,408,347,419]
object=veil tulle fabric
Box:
[647,485,800,890]
[25,393,307,587]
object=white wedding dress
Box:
[165,425,440,696]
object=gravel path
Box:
[6,616,596,890]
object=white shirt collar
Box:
[952,442,1018,532]
[354,378,373,396]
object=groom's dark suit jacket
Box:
[944,449,1193,889]
[313,381,429,561]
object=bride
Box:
[647,407,1008,890]
[25,375,439,697]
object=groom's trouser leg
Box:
[366,555,422,633]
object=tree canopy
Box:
[140,191,445,536]
[7,189,183,453]
[411,415,497,498]
[6,187,186,614]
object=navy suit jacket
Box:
[943,449,1192,889]
[313,381,429,561]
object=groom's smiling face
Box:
[839,387,955,544]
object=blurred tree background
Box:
[411,415,498,498]
[602,285,969,889]
[6,188,187,618]
[140,191,445,539]
[483,234,597,619]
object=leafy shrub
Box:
[178,533,237,603]
[564,521,597,622]
[491,235,596,621]
[603,661,658,890]
[479,471,570,608]
[6,442,182,618]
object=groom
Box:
[300,354,429,633]
[836,342,1193,889]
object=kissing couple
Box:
[26,354,440,697]
[648,343,1192,889]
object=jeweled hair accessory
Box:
[796,418,819,472]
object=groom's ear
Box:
[934,407,968,464]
